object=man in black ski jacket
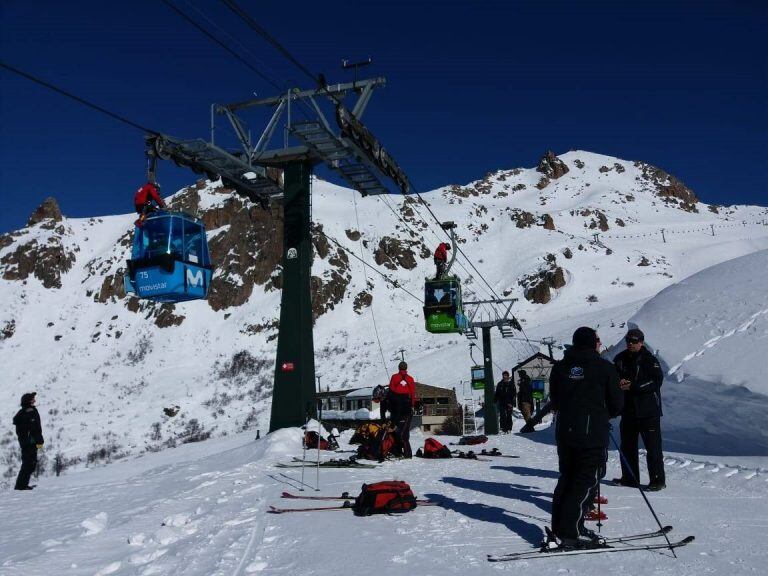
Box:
[549,327,623,548]
[613,328,666,490]
[494,371,517,433]
[13,392,44,490]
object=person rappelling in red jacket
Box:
[134,181,167,227]
[433,242,450,279]
[388,361,418,458]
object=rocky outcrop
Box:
[635,161,699,212]
[1,237,76,289]
[542,214,556,230]
[28,197,63,227]
[353,289,373,313]
[536,151,569,180]
[519,255,567,304]
[374,236,418,270]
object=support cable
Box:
[0,61,157,135]
[351,191,390,379]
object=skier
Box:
[517,369,534,426]
[613,328,666,491]
[13,392,44,490]
[433,242,450,279]
[494,371,517,433]
[388,361,418,458]
[549,327,623,549]
[134,181,166,227]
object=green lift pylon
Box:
[269,161,316,431]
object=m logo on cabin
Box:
[186,269,204,287]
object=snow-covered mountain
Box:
[2,150,767,485]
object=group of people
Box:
[548,326,665,549]
[493,369,534,433]
[378,361,418,459]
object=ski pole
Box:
[316,394,322,492]
[609,430,676,558]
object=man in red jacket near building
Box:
[134,181,167,227]
[433,242,450,279]
[388,361,418,458]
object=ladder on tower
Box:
[462,395,478,436]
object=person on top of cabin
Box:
[433,242,450,279]
[388,361,418,458]
[134,181,167,227]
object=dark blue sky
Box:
[1,1,766,233]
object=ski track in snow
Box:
[2,426,767,575]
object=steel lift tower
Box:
[145,75,411,432]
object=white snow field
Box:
[1,424,767,576]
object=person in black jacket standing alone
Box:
[549,327,623,549]
[613,328,666,491]
[13,392,44,490]
[494,371,517,433]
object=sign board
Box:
[532,379,546,400]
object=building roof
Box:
[346,387,374,398]
[511,351,555,373]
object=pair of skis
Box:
[274,457,378,469]
[268,491,438,514]
[487,526,695,561]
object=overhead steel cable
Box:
[316,229,423,304]
[219,0,321,88]
[0,60,157,135]
[351,191,390,379]
[161,0,284,92]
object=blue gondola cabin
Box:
[124,211,212,303]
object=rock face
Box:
[374,236,418,270]
[635,161,699,212]
[27,197,63,227]
[536,151,570,180]
[519,255,567,304]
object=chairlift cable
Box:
[0,61,157,135]
[351,190,390,379]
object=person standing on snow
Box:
[134,181,166,227]
[517,369,534,426]
[433,242,450,279]
[613,328,666,491]
[549,327,623,549]
[494,371,517,433]
[13,392,44,491]
[388,361,418,458]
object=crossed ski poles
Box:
[609,429,676,558]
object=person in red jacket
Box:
[134,181,167,227]
[388,361,418,458]
[433,242,450,279]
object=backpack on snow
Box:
[353,480,417,516]
[416,437,452,458]
[356,423,398,461]
[457,434,488,446]
[303,430,329,450]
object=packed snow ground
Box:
[2,421,767,576]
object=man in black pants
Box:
[13,392,44,490]
[613,328,666,491]
[549,328,623,549]
[494,371,517,433]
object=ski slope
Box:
[1,424,766,576]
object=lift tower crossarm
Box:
[225,77,386,111]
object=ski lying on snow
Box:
[602,525,672,544]
[275,461,378,469]
[281,491,436,504]
[268,501,440,514]
[488,535,693,562]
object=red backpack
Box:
[353,481,417,516]
[303,430,329,450]
[419,438,452,458]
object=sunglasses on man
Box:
[626,337,642,344]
